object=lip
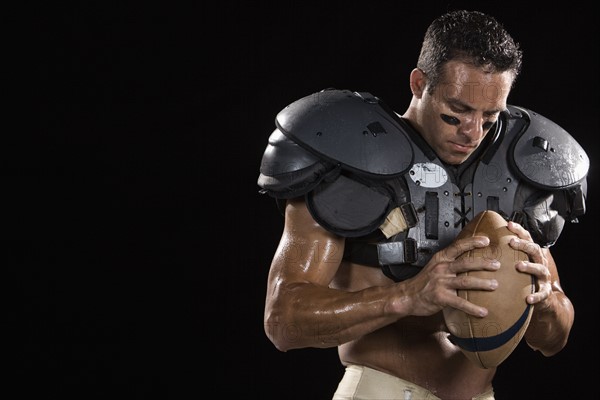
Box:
[449,141,476,153]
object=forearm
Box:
[264,283,404,351]
[525,291,574,356]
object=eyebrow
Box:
[446,98,503,116]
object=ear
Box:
[410,68,427,98]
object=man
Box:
[256,10,588,400]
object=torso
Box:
[331,260,495,399]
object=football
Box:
[443,210,536,369]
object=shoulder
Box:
[258,88,418,238]
[506,105,589,190]
[274,88,414,176]
[282,197,345,241]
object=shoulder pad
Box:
[257,128,336,199]
[276,88,414,177]
[307,175,392,237]
[509,106,589,189]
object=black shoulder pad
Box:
[257,128,337,199]
[276,88,414,177]
[307,175,391,237]
[509,106,589,189]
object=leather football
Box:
[443,210,536,369]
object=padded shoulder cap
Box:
[276,88,414,177]
[510,106,589,189]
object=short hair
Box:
[417,10,523,93]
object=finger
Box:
[524,287,549,305]
[509,237,541,261]
[439,236,490,261]
[449,258,501,275]
[447,296,489,318]
[451,274,498,291]
[515,260,547,281]
[507,221,532,241]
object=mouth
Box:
[449,141,476,153]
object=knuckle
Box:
[458,275,470,287]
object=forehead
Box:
[435,61,514,109]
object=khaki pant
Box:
[332,365,494,400]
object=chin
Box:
[441,154,469,165]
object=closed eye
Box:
[442,114,497,130]
[483,121,496,130]
[441,114,459,125]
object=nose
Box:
[460,115,484,142]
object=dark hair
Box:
[417,10,523,93]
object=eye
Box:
[441,114,460,125]
[483,121,496,130]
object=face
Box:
[414,61,514,165]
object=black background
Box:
[27,1,597,398]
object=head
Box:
[405,10,523,165]
[417,10,522,94]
